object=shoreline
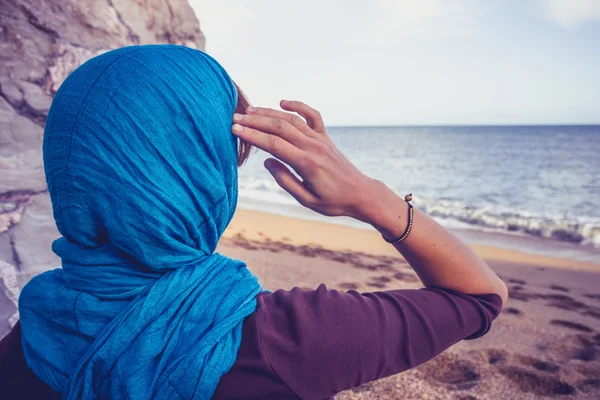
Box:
[237,197,600,264]
[226,208,600,272]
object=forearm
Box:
[231,102,507,306]
[356,180,508,306]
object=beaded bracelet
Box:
[383,193,414,244]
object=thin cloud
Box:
[367,0,495,45]
[540,0,600,29]
[188,0,600,125]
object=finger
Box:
[246,107,318,138]
[233,113,312,149]
[264,158,317,207]
[280,100,326,134]
[232,124,305,168]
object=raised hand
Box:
[232,100,377,220]
[232,99,508,306]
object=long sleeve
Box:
[3,286,501,400]
[252,285,502,400]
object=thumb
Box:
[264,158,317,207]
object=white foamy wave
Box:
[239,177,298,206]
[415,197,600,247]
[238,176,600,247]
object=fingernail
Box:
[281,100,289,105]
[247,106,257,113]
[232,124,243,132]
[233,113,243,121]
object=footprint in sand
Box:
[517,355,560,373]
[507,278,527,285]
[338,282,359,290]
[486,349,508,365]
[232,240,259,251]
[508,291,600,320]
[366,275,394,289]
[573,345,597,362]
[416,353,480,390]
[498,366,575,396]
[502,307,523,316]
[372,263,395,272]
[392,271,419,283]
[577,378,600,393]
[277,243,295,252]
[584,293,600,302]
[543,294,591,312]
[374,255,398,265]
[583,309,600,320]
[476,349,580,396]
[550,319,593,333]
[542,334,598,362]
[296,246,317,258]
[483,349,560,373]
[373,276,392,283]
[468,344,600,398]
[575,363,600,379]
[509,289,533,302]
[330,255,348,263]
[351,263,379,271]
[355,263,389,271]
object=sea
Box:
[237,125,600,263]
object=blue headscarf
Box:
[18,45,262,399]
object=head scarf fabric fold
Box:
[18,45,262,399]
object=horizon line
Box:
[326,123,600,129]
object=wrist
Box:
[351,180,410,239]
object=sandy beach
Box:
[218,208,600,399]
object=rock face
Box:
[0,0,205,339]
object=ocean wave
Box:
[239,177,298,206]
[413,198,600,247]
[238,177,600,247]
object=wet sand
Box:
[218,209,600,399]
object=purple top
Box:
[1,285,501,399]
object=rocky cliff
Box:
[0,0,205,338]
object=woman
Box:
[1,45,507,399]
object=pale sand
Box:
[217,209,600,399]
[224,209,600,272]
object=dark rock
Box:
[0,0,205,339]
[0,274,17,339]
[0,260,19,339]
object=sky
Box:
[189,0,600,126]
